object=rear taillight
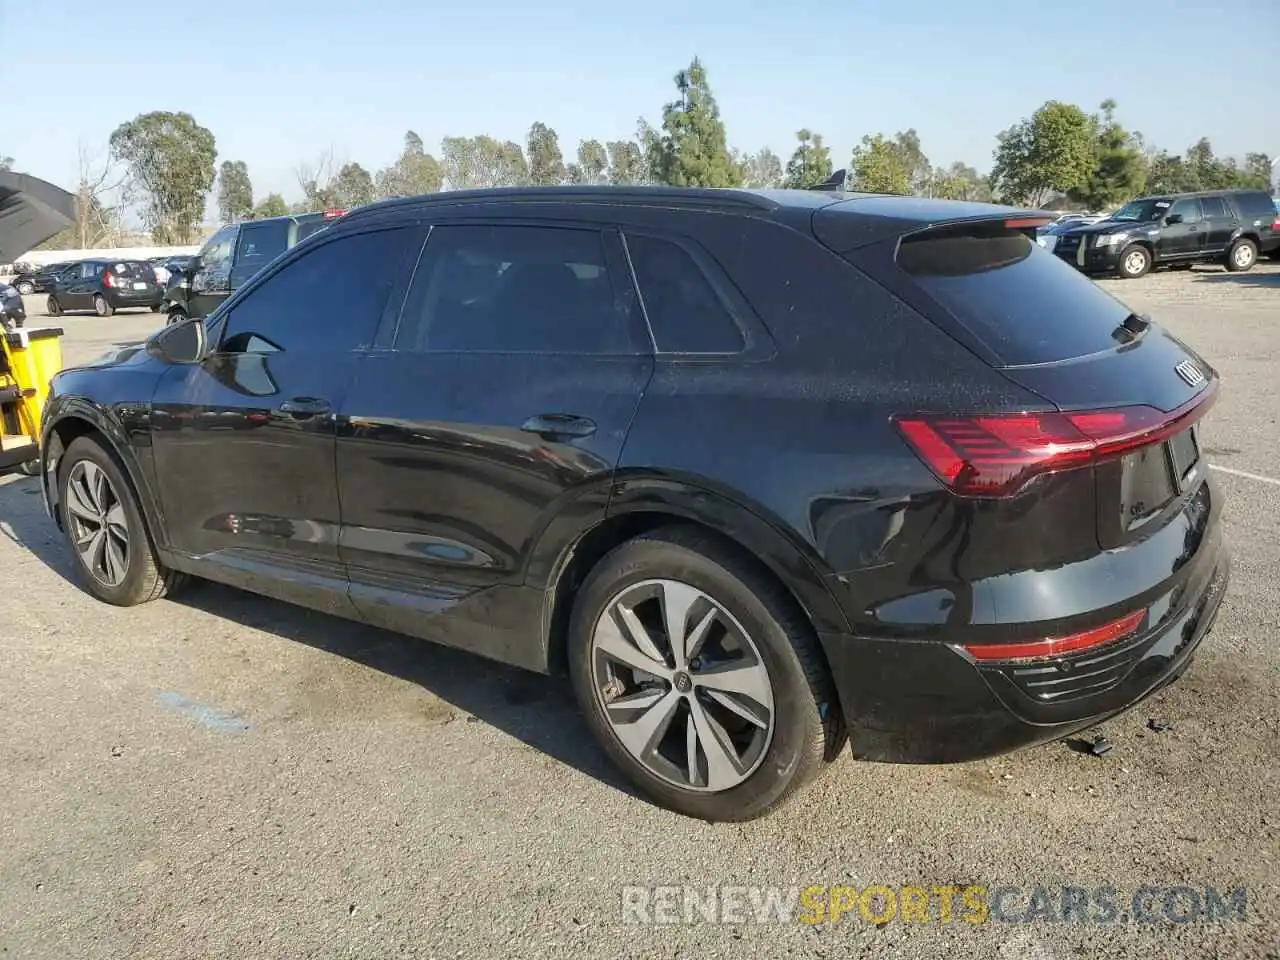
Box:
[894,380,1217,498]
[963,609,1146,662]
[103,272,116,288]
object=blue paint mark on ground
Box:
[155,692,251,735]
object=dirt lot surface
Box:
[2,268,1279,959]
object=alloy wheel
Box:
[65,460,130,587]
[1123,250,1147,276]
[1234,245,1254,268]
[590,578,775,792]
[94,296,108,317]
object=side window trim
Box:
[211,222,425,354]
[618,228,766,360]
[390,219,647,356]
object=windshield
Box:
[1108,199,1167,223]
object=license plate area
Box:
[132,282,148,290]
[1118,427,1200,531]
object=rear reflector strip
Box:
[893,379,1218,498]
[963,609,1146,663]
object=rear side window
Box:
[1201,197,1229,218]
[896,224,1133,366]
[297,218,331,243]
[1233,191,1278,222]
[395,224,638,355]
[625,233,745,354]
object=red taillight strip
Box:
[894,378,1218,498]
[963,609,1146,663]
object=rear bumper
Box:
[107,290,160,307]
[821,536,1229,763]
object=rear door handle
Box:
[279,396,331,418]
[521,413,597,440]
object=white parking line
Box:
[1210,464,1280,487]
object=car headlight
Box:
[1094,233,1128,248]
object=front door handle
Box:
[521,413,597,440]
[279,397,331,419]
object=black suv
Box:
[38,187,1228,821]
[164,210,343,325]
[11,261,74,296]
[1054,188,1280,278]
[46,259,163,317]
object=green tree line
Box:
[17,56,1275,249]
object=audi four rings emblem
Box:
[1176,360,1206,388]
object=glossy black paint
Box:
[40,187,1229,765]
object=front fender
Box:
[41,395,169,551]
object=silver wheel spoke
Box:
[105,502,128,539]
[65,480,98,523]
[612,689,681,758]
[103,535,126,584]
[595,614,670,678]
[616,602,668,667]
[659,581,700,668]
[685,712,700,786]
[84,529,106,577]
[695,660,773,709]
[688,696,742,791]
[604,686,667,715]
[705,688,770,729]
[683,608,716,666]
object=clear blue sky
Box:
[3,0,1277,212]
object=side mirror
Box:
[1165,214,1183,225]
[147,316,208,364]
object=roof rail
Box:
[341,185,781,220]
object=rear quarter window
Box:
[1233,191,1278,222]
[896,224,1133,366]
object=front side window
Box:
[200,226,237,268]
[395,224,637,354]
[217,227,416,355]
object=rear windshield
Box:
[896,224,1133,366]
[109,261,156,279]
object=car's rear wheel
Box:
[58,435,185,606]
[16,281,34,295]
[568,526,843,822]
[93,294,113,317]
[1225,238,1257,272]
[1117,245,1151,279]
[46,296,61,317]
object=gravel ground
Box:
[2,267,1279,960]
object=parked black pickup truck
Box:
[1053,188,1280,279]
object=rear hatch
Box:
[104,260,160,295]
[824,209,1217,553]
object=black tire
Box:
[166,308,187,327]
[93,294,114,317]
[17,459,40,476]
[568,525,844,822]
[46,296,61,317]
[57,434,185,606]
[1117,244,1151,279]
[16,281,34,296]
[1225,238,1257,273]
[150,302,163,313]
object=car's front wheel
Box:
[58,435,185,606]
[568,526,843,821]
[166,308,187,327]
[1117,244,1151,279]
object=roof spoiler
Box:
[806,169,847,192]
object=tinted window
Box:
[296,218,331,243]
[626,234,745,354]
[236,219,291,267]
[218,227,415,355]
[396,224,636,354]
[1167,198,1201,222]
[896,224,1133,365]
[200,226,237,267]
[1233,191,1278,221]
[1201,197,1229,219]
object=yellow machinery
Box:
[0,325,63,475]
